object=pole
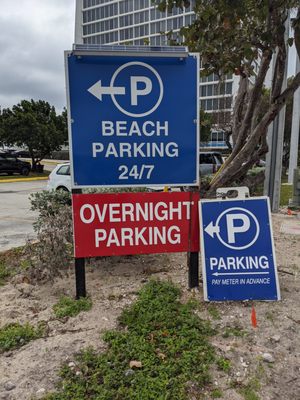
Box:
[288,55,300,184]
[75,258,86,299]
[264,12,289,211]
[72,188,86,298]
[188,251,199,288]
[187,187,199,288]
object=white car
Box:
[46,163,71,192]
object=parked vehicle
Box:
[11,150,31,158]
[46,163,71,192]
[199,151,223,176]
[0,153,31,176]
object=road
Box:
[0,180,46,252]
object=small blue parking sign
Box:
[65,49,199,188]
[199,197,280,301]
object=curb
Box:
[0,177,48,183]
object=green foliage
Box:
[207,304,221,320]
[280,184,293,206]
[30,190,71,229]
[53,296,92,319]
[0,100,67,168]
[0,322,44,352]
[239,379,261,400]
[217,357,231,372]
[222,326,246,338]
[156,0,298,76]
[0,262,11,285]
[43,280,216,399]
[200,108,212,143]
[28,190,72,281]
[211,388,223,398]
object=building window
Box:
[120,14,133,27]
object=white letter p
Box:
[226,213,250,244]
[130,76,152,106]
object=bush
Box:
[28,190,73,281]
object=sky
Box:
[0,0,74,113]
[0,1,298,115]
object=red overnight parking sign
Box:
[72,192,200,258]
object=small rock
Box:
[270,335,280,343]
[35,388,46,399]
[75,371,81,376]
[262,353,275,363]
[4,381,16,391]
[68,362,75,368]
[124,369,134,377]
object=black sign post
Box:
[72,189,86,298]
[187,186,199,288]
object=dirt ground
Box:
[0,212,299,400]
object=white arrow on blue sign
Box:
[199,197,280,301]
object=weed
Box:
[217,357,231,372]
[0,322,44,352]
[0,262,11,285]
[239,369,262,400]
[222,325,246,338]
[43,280,216,399]
[211,388,223,398]
[240,386,260,400]
[207,304,221,320]
[53,296,92,319]
[265,311,276,325]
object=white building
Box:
[75,0,241,148]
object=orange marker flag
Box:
[287,208,292,215]
[251,306,257,328]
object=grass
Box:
[211,388,223,398]
[217,357,231,372]
[207,304,221,320]
[280,183,293,206]
[0,322,45,352]
[239,377,261,400]
[0,262,11,285]
[0,171,49,180]
[0,246,31,285]
[222,325,246,338]
[43,280,216,400]
[53,296,93,319]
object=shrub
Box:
[28,190,73,281]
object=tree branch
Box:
[232,76,248,146]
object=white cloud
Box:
[0,0,75,112]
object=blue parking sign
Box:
[199,197,280,301]
[65,50,199,188]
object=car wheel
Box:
[21,167,30,176]
[57,186,69,192]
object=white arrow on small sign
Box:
[204,222,220,238]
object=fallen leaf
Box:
[129,360,142,369]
